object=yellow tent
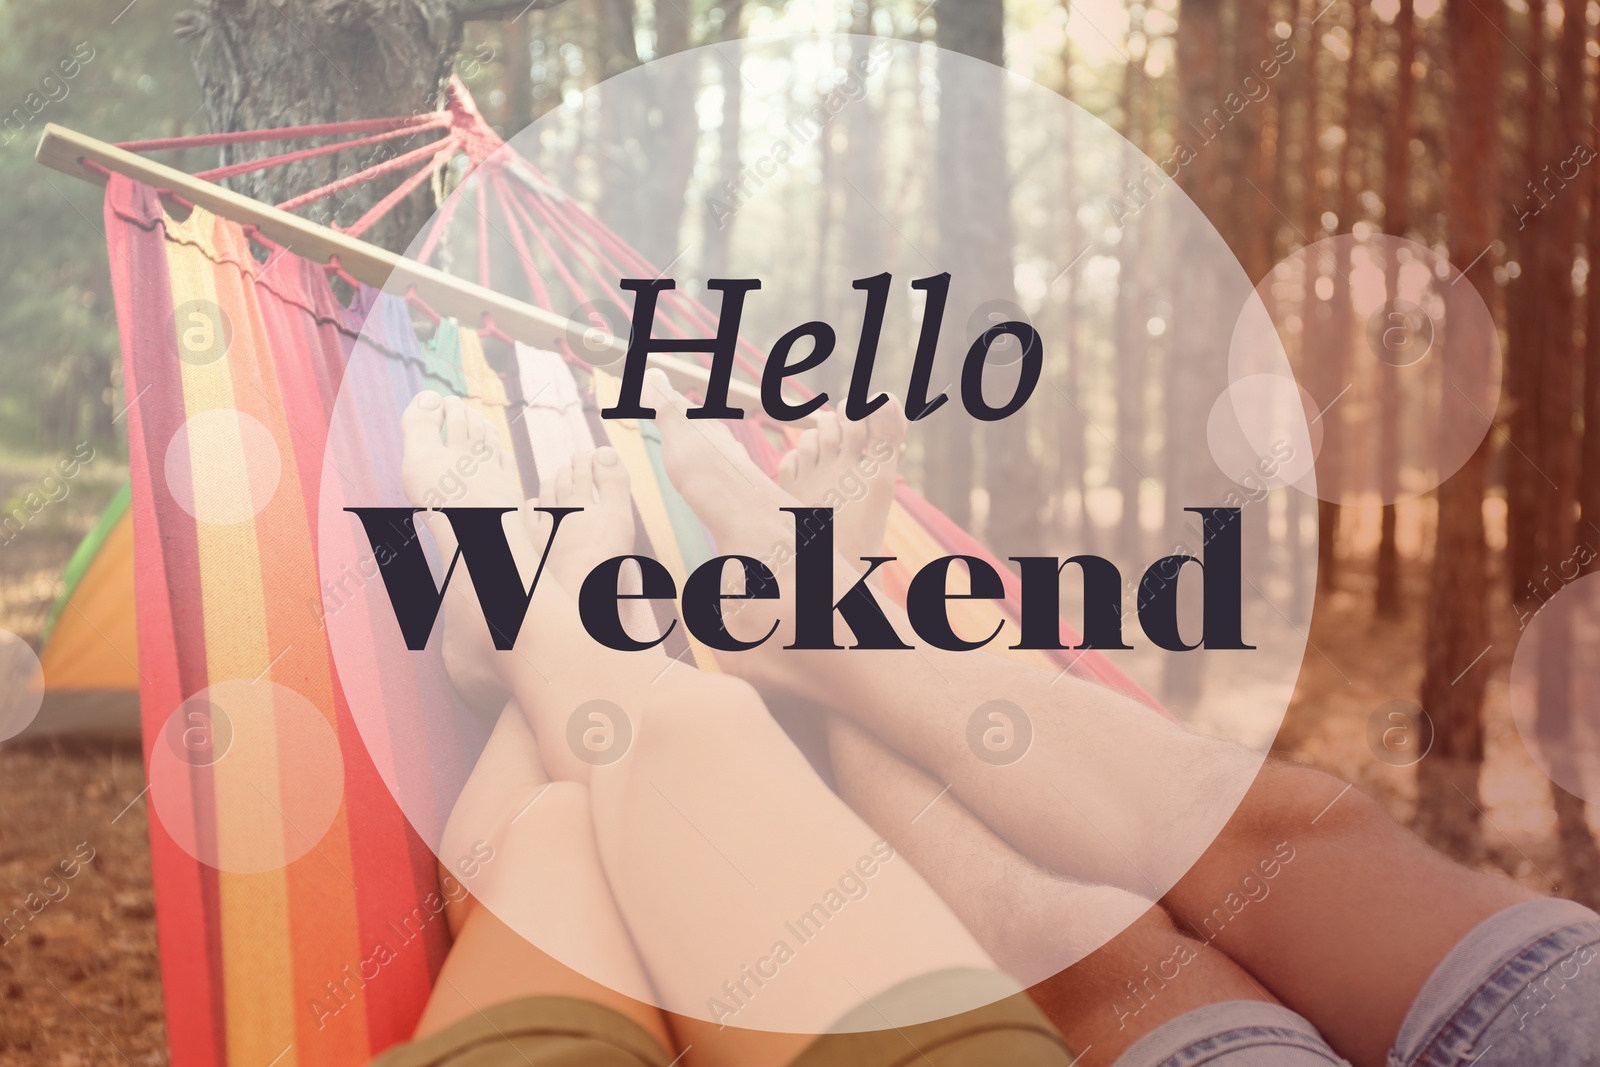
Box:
[34,483,139,737]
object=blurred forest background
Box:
[1,0,1599,1057]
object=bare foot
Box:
[525,448,637,593]
[644,369,838,676]
[402,396,671,785]
[400,390,528,710]
[776,401,906,570]
[643,370,799,572]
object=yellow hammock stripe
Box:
[589,369,719,673]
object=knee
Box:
[1231,761,1389,850]
[496,780,591,844]
[1102,897,1191,957]
[626,673,774,764]
[990,877,1158,973]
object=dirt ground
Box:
[0,742,164,1065]
[0,452,1580,1063]
[1277,550,1580,895]
[0,449,166,1064]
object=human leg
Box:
[399,408,1040,1059]
[642,373,1547,1066]
[413,706,674,1050]
[643,370,1257,895]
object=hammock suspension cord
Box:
[107,77,804,407]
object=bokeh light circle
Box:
[148,678,344,872]
[1229,235,1501,505]
[1510,573,1600,802]
[163,408,282,524]
[1205,373,1322,495]
[0,630,45,742]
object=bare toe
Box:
[401,392,449,506]
[593,446,630,495]
[776,450,800,488]
[536,448,640,597]
[816,411,842,459]
[867,394,909,454]
[839,411,869,457]
[442,395,469,447]
[571,450,596,504]
[795,428,821,478]
[402,390,445,440]
[553,462,576,506]
[466,407,484,442]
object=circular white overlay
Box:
[148,678,344,873]
[1228,234,1501,505]
[164,407,283,524]
[1511,573,1600,804]
[319,35,1312,1031]
[0,630,45,742]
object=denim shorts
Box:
[1112,898,1600,1067]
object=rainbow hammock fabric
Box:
[104,171,1155,1067]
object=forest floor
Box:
[0,448,166,1065]
[0,450,1579,1064]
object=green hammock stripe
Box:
[640,420,714,574]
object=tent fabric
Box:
[43,481,129,642]
[39,483,139,693]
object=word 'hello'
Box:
[600,274,1045,424]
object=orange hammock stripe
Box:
[109,176,445,1067]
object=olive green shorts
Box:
[371,971,1075,1067]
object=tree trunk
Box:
[813,94,835,330]
[1270,4,1308,618]
[933,0,1035,546]
[1054,2,1091,544]
[835,7,885,406]
[1377,0,1416,619]
[596,0,639,76]
[1413,0,1503,861]
[1504,3,1548,606]
[1225,0,1273,285]
[1538,0,1600,901]
[1297,0,1341,592]
[1114,18,1145,559]
[594,0,645,254]
[633,0,698,269]
[177,0,506,252]
[505,17,534,131]
[702,0,745,280]
[1321,1,1367,594]
[1582,87,1600,544]
[1163,0,1223,703]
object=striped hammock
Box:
[104,170,1154,1067]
